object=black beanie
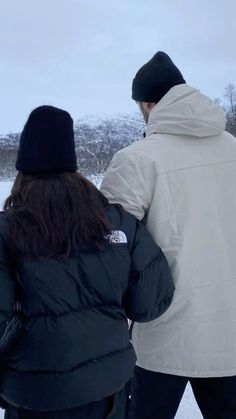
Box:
[16,106,78,174]
[132,51,186,103]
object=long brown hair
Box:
[4,172,111,259]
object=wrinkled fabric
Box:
[101,84,236,377]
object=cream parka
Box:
[101,84,236,377]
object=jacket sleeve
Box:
[101,149,155,221]
[0,222,16,339]
[123,221,175,323]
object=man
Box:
[100,51,236,419]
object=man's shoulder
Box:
[116,137,146,155]
[222,130,236,143]
[115,136,158,163]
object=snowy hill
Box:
[0,114,145,180]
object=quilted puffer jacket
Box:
[0,204,174,411]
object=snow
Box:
[0,181,203,418]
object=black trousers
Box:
[4,385,129,419]
[128,366,236,419]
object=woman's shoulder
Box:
[105,204,138,249]
[106,204,137,225]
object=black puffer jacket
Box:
[0,205,174,411]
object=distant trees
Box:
[0,132,19,179]
[75,115,144,176]
[0,84,235,181]
[0,114,144,180]
[215,83,236,137]
[224,84,236,137]
[0,148,17,179]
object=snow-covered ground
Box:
[0,181,203,419]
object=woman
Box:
[0,106,174,419]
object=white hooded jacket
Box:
[101,84,236,377]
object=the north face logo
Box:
[106,230,128,244]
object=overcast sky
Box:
[0,0,236,133]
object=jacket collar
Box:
[146,84,225,138]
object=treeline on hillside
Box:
[219,84,236,137]
[0,83,235,180]
[0,114,145,180]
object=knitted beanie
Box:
[16,106,77,174]
[132,51,186,103]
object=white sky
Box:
[0,0,236,133]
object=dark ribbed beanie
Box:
[132,51,186,103]
[16,106,77,174]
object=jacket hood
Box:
[146,84,226,138]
